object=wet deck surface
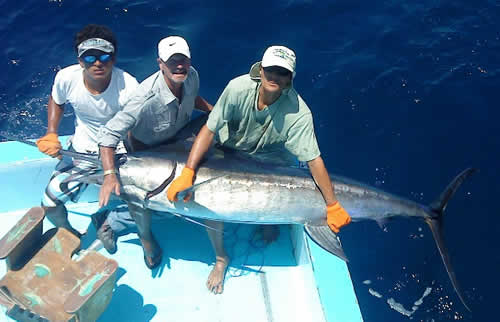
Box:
[1,203,326,322]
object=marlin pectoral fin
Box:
[304,225,348,262]
[177,175,226,200]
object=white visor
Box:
[77,38,115,57]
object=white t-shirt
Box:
[51,64,139,153]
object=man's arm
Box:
[36,96,63,157]
[99,146,120,207]
[307,156,337,205]
[47,95,64,133]
[195,96,213,113]
[308,156,351,233]
[97,90,147,206]
[166,125,215,202]
[186,125,215,169]
[167,81,232,202]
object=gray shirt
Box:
[98,67,199,147]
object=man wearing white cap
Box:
[36,24,138,238]
[96,36,212,269]
[167,45,352,294]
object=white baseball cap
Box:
[158,36,191,62]
[261,46,296,74]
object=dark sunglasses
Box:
[81,54,112,64]
[263,66,291,77]
[163,55,190,66]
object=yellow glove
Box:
[36,133,61,157]
[326,201,352,233]
[167,167,195,202]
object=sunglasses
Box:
[263,66,292,77]
[81,54,113,64]
[163,55,190,66]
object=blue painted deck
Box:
[0,139,362,322]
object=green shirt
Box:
[206,73,320,163]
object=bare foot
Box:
[206,255,229,294]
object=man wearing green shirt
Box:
[167,46,352,294]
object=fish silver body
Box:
[118,144,431,226]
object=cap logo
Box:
[158,36,191,61]
[272,48,295,64]
[77,38,114,57]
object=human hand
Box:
[99,173,120,207]
[326,201,352,233]
[166,167,195,202]
[36,133,62,157]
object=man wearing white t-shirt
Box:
[36,24,138,237]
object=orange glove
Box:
[326,201,352,233]
[167,167,195,202]
[36,133,61,157]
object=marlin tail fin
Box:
[427,167,477,312]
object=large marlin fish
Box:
[69,117,475,311]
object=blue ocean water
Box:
[0,0,498,321]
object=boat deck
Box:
[0,140,363,322]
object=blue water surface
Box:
[1,0,498,321]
